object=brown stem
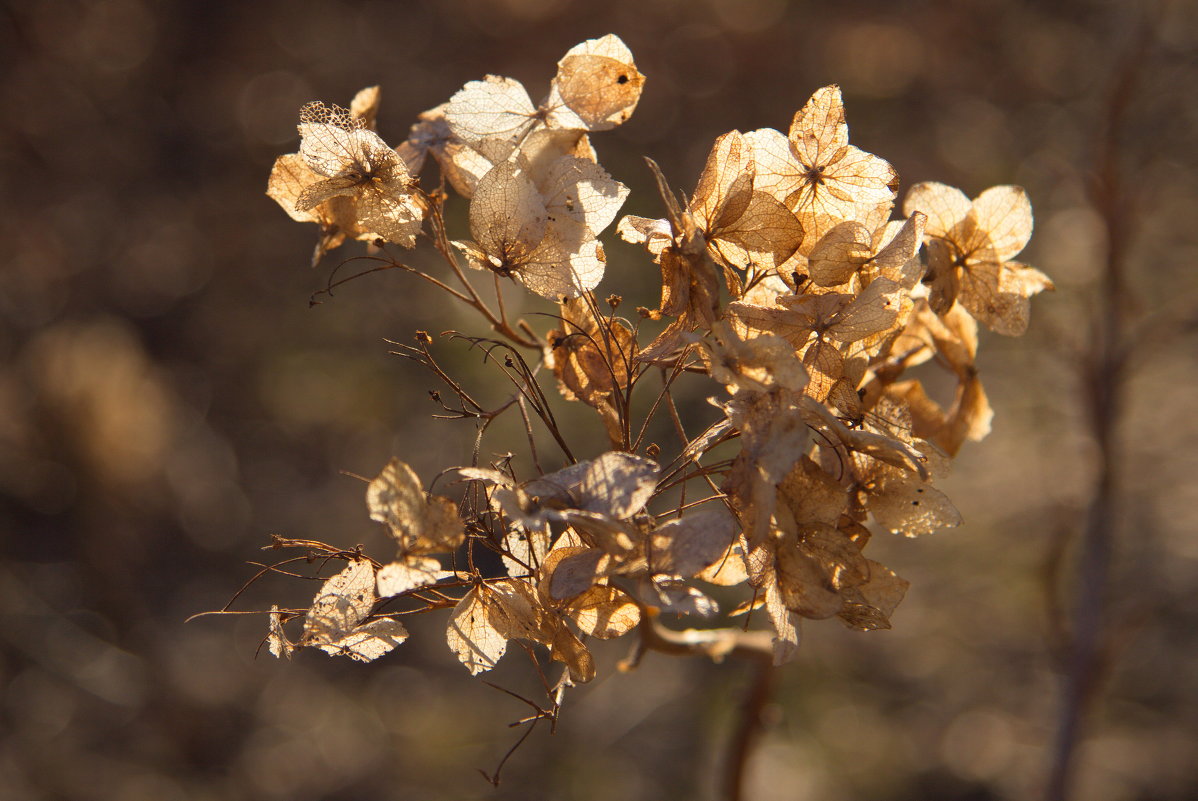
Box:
[723,657,775,801]
[1044,12,1156,801]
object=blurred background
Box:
[2,0,1197,799]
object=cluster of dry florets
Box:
[259,35,1051,689]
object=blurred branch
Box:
[1044,10,1159,801]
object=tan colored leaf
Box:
[827,277,904,343]
[568,585,640,638]
[802,339,845,402]
[837,560,908,631]
[267,605,294,659]
[649,506,739,578]
[696,539,750,586]
[446,587,508,675]
[367,459,464,554]
[501,523,551,578]
[902,182,972,239]
[547,34,645,131]
[702,325,809,395]
[970,185,1033,262]
[799,524,869,590]
[485,578,548,643]
[764,579,802,665]
[377,555,443,597]
[546,547,604,601]
[808,221,872,286]
[539,156,629,234]
[301,559,407,661]
[302,559,377,645]
[691,131,755,240]
[775,538,843,619]
[577,451,658,518]
[748,86,897,251]
[349,85,381,130]
[779,457,848,526]
[470,161,549,260]
[550,296,636,409]
[316,618,409,662]
[546,623,596,683]
[865,475,962,537]
[445,75,539,160]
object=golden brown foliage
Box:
[254,33,1047,721]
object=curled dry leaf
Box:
[837,560,909,631]
[546,34,645,131]
[301,559,410,662]
[689,131,804,272]
[649,506,740,579]
[367,459,464,555]
[267,605,295,659]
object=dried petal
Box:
[446,587,507,675]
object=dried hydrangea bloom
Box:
[903,182,1053,335]
[290,101,424,248]
[453,159,622,299]
[267,93,425,258]
[748,85,898,254]
[687,130,805,272]
[447,35,642,154]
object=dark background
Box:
[2,0,1197,799]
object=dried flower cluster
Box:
[258,36,1050,698]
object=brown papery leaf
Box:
[301,559,409,662]
[547,34,645,131]
[302,559,376,644]
[575,451,659,518]
[469,161,549,263]
[568,585,640,638]
[828,278,905,342]
[546,623,596,683]
[349,85,381,130]
[649,506,739,579]
[267,606,294,659]
[539,156,629,234]
[690,131,755,244]
[377,555,443,597]
[748,86,897,252]
[808,221,873,286]
[696,538,751,586]
[550,296,636,410]
[702,325,809,395]
[779,456,848,527]
[445,75,539,162]
[446,587,508,675]
[802,339,845,402]
[837,560,909,631]
[865,473,962,537]
[774,536,843,619]
[902,182,972,239]
[765,580,802,665]
[316,619,410,662]
[545,547,604,601]
[367,459,464,554]
[799,524,870,590]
